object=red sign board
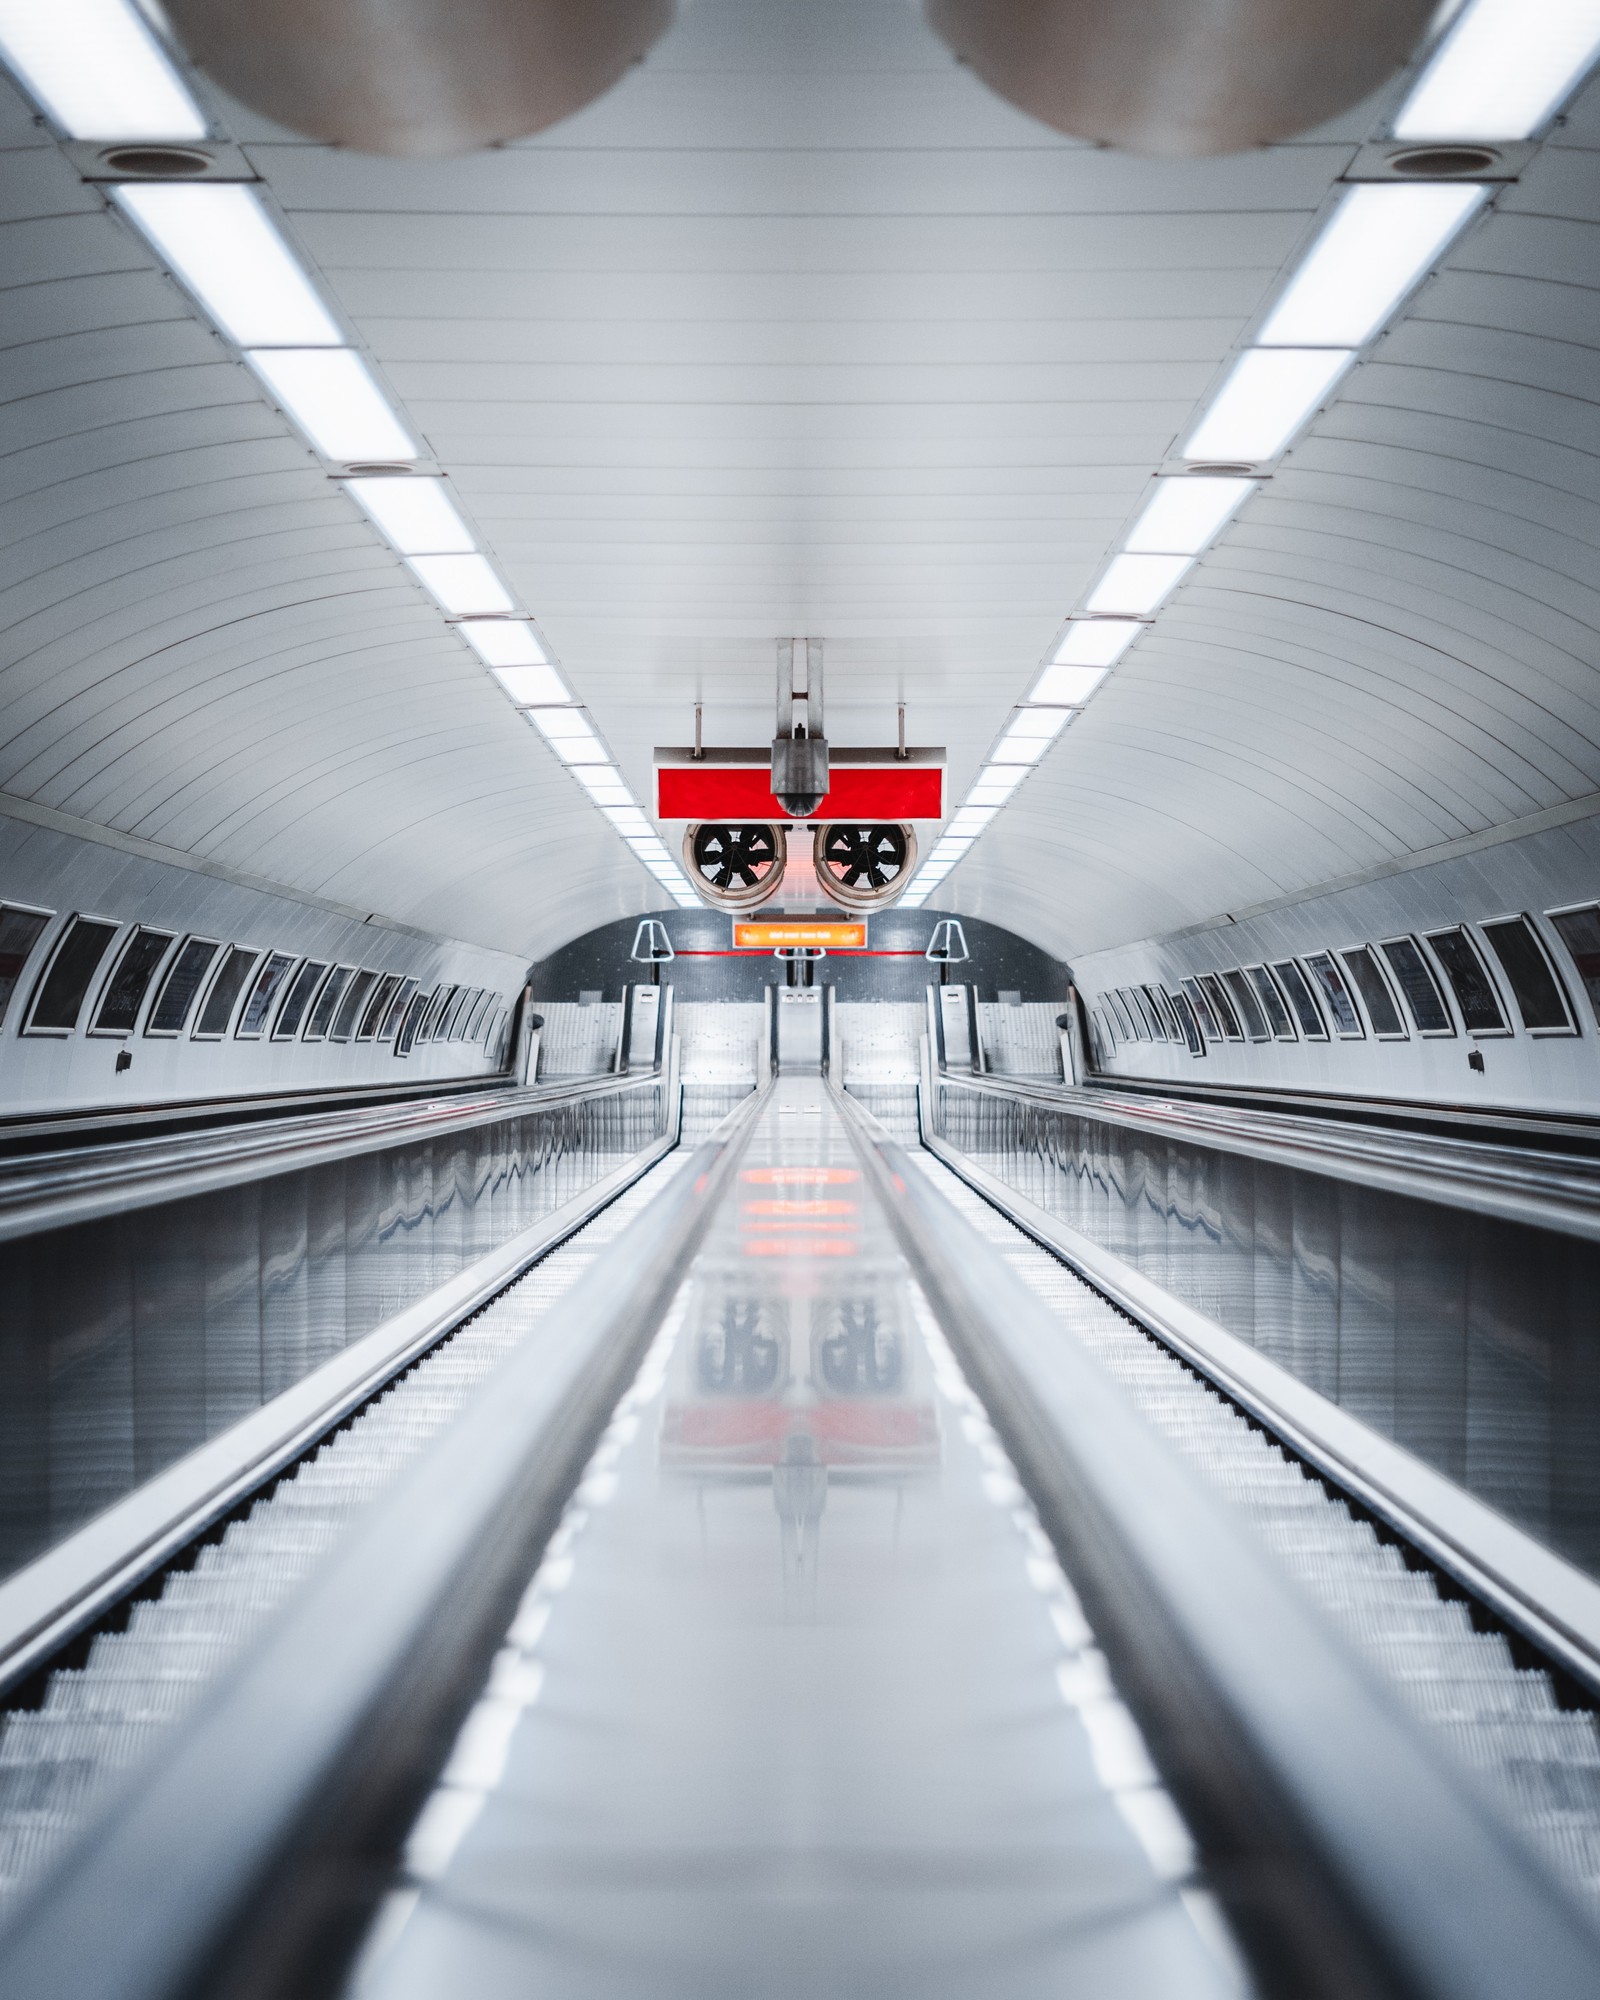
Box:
[655,760,943,822]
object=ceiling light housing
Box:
[1184,348,1353,464]
[1124,475,1256,555]
[1394,0,1600,141]
[115,184,340,346]
[406,554,513,617]
[0,0,207,139]
[345,476,473,555]
[1086,553,1193,616]
[248,349,417,462]
[1257,183,1486,349]
[490,664,570,707]
[1031,661,1111,706]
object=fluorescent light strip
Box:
[249,349,417,462]
[407,554,513,617]
[1259,184,1486,349]
[491,665,569,707]
[1183,347,1353,464]
[100,59,664,898]
[0,0,206,139]
[1086,552,1193,616]
[115,185,340,347]
[1051,621,1142,669]
[1396,0,1600,140]
[346,476,474,555]
[1124,476,1255,556]
[459,620,547,669]
[1030,661,1110,706]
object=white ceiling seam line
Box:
[0,0,696,911]
[909,0,1599,909]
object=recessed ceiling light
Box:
[604,806,650,831]
[1395,0,1600,140]
[115,185,340,346]
[459,620,547,668]
[1258,184,1485,349]
[528,709,607,763]
[978,763,1028,794]
[997,709,1071,763]
[0,0,206,140]
[1123,476,1255,555]
[249,349,417,463]
[345,475,473,555]
[490,663,570,706]
[406,554,513,617]
[1051,621,1142,669]
[966,783,1017,807]
[1184,348,1353,463]
[572,765,630,801]
[1086,553,1193,616]
[1031,661,1110,706]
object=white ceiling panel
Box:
[3,0,1599,964]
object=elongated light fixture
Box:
[1259,184,1486,348]
[114,185,340,346]
[1086,552,1193,616]
[1396,0,1600,139]
[345,476,473,555]
[249,349,417,462]
[406,554,513,617]
[1184,347,1353,463]
[0,0,206,139]
[1124,475,1256,556]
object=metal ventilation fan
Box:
[682,821,786,912]
[814,822,917,913]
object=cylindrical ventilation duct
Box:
[813,824,918,914]
[924,0,1436,155]
[682,823,787,913]
[164,0,674,156]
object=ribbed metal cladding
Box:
[0,1153,687,1919]
[886,1097,1600,1914]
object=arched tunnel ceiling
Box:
[2,0,1599,962]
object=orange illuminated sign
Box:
[731,920,867,951]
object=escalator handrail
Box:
[832,1079,1600,2000]
[0,1061,672,1244]
[929,1058,1600,1243]
[0,1075,769,2000]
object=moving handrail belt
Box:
[0,1079,773,2000]
[830,1080,1600,2000]
[932,1067,1600,1244]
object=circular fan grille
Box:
[690,822,781,891]
[819,823,909,891]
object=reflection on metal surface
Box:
[348,1076,1231,2000]
[930,1075,1600,1585]
[662,1094,940,1616]
[0,1079,672,1586]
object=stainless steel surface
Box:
[918,1135,1600,1922]
[0,1114,681,1700]
[0,820,526,1119]
[831,1080,1600,1999]
[0,1067,674,1589]
[923,1066,1600,1594]
[167,0,672,155]
[0,1149,689,1918]
[0,1084,769,2000]
[938,1070,1600,1243]
[1070,820,1600,1120]
[349,1076,1238,2000]
[926,0,1434,154]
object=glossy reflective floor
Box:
[352,1080,1244,1999]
